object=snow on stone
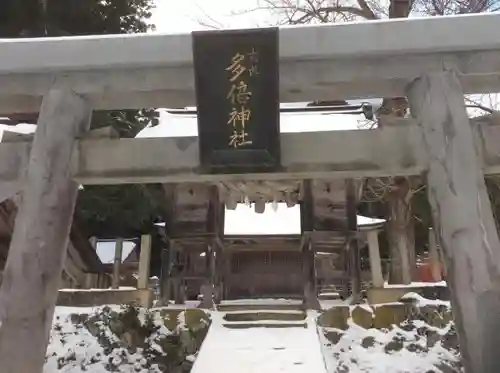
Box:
[400,292,451,307]
[136,103,379,140]
[384,281,447,288]
[320,318,460,373]
[46,306,173,373]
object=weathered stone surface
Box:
[418,305,447,328]
[439,306,454,325]
[361,336,376,348]
[318,307,349,330]
[324,330,344,345]
[162,310,182,331]
[400,320,416,332]
[351,306,373,329]
[426,329,441,349]
[441,325,460,352]
[58,306,212,373]
[384,337,404,353]
[184,309,210,331]
[373,304,410,329]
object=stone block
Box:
[367,285,449,304]
[418,305,448,328]
[351,306,374,329]
[373,303,410,329]
[317,306,349,330]
[161,310,182,331]
[184,309,210,331]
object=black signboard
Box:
[192,27,280,173]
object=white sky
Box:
[151,0,273,33]
[95,240,136,264]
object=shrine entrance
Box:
[1,13,500,373]
[227,250,303,299]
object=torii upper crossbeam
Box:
[1,13,500,112]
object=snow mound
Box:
[319,300,461,373]
[45,306,210,373]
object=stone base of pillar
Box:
[303,283,320,310]
[198,283,215,309]
[172,278,185,305]
[214,284,223,305]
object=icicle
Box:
[272,198,278,212]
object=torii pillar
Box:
[0,88,92,373]
[407,70,500,373]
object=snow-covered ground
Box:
[46,292,461,373]
[320,320,459,373]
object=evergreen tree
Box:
[0,0,164,237]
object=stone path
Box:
[192,305,328,373]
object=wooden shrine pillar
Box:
[367,230,384,288]
[199,185,223,308]
[213,240,223,305]
[300,180,320,309]
[199,243,215,309]
[160,240,173,305]
[428,228,442,282]
[159,184,176,305]
[346,179,362,304]
[407,70,500,373]
[137,234,152,289]
[0,88,92,373]
[172,246,185,305]
[112,238,124,289]
[301,236,320,309]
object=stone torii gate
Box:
[1,13,500,373]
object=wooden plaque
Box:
[192,27,280,173]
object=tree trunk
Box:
[386,177,415,284]
[407,70,500,373]
[0,89,91,373]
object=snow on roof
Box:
[357,215,386,228]
[95,240,136,264]
[224,203,384,235]
[136,101,381,139]
[225,203,301,235]
[0,122,36,142]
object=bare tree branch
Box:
[465,96,497,114]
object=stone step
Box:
[217,302,304,312]
[223,311,306,322]
[222,320,308,329]
[318,292,341,301]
